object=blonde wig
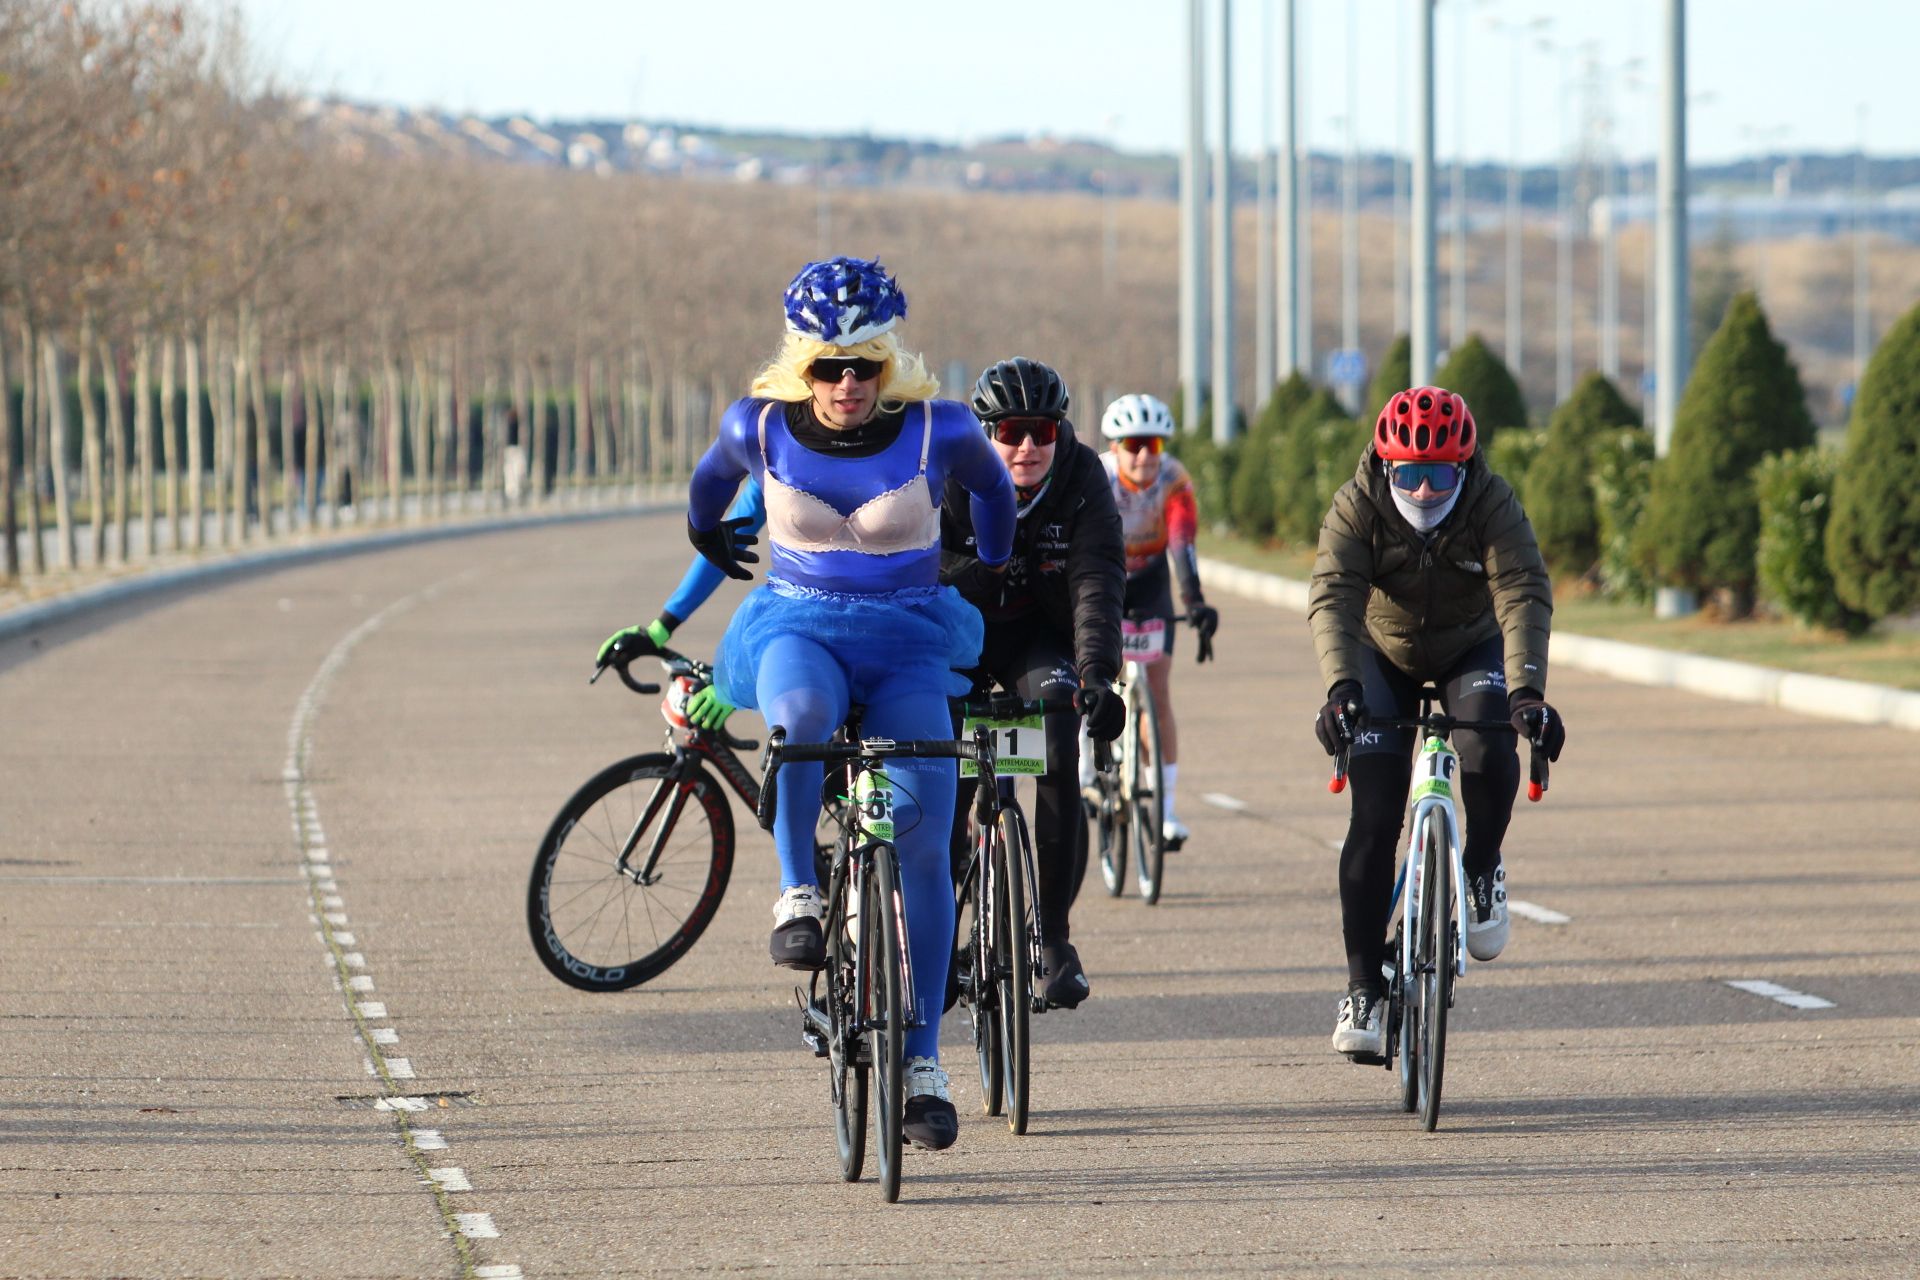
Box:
[750,331,941,414]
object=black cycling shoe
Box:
[769,919,825,971]
[1041,942,1090,1009]
[902,1094,959,1150]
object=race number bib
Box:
[958,715,1048,777]
[854,768,896,840]
[1121,617,1167,665]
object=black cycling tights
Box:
[1338,635,1520,988]
[951,628,1088,948]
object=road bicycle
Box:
[952,692,1081,1136]
[771,719,982,1203]
[1085,610,1206,905]
[1330,687,1547,1131]
[526,645,773,992]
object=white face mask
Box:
[1389,482,1462,532]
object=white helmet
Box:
[1101,393,1175,440]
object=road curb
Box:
[0,502,679,645]
[1198,555,1920,733]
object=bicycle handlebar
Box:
[1327,708,1550,801]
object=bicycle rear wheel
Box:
[865,847,907,1202]
[527,753,732,992]
[1130,677,1166,905]
[997,801,1035,1134]
[963,823,1005,1117]
[827,860,867,1181]
[1418,809,1453,1132]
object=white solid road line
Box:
[455,1213,500,1239]
[1202,793,1249,812]
[1509,900,1572,925]
[1726,979,1837,1010]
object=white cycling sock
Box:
[1161,762,1179,823]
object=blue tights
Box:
[756,633,957,1063]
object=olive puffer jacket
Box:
[1308,446,1552,696]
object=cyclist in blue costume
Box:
[685,256,1016,1151]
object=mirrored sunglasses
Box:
[1387,460,1462,492]
[807,356,884,383]
[989,417,1059,447]
[1117,436,1164,455]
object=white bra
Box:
[759,401,941,556]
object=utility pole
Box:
[1211,0,1236,442]
[1654,0,1694,618]
[1449,0,1467,354]
[1278,0,1298,379]
[1411,0,1437,384]
[1340,0,1360,404]
[1255,3,1275,406]
[1854,104,1872,390]
[1180,0,1209,432]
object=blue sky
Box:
[238,0,1914,165]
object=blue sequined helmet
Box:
[783,256,908,346]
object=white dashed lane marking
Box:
[1202,792,1250,812]
[1509,900,1571,925]
[1726,979,1837,1010]
[287,575,515,1276]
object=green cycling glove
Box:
[686,684,734,729]
[595,617,675,666]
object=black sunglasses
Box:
[807,356,884,383]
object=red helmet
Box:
[1375,386,1477,463]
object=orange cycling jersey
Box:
[1102,452,1198,578]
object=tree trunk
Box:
[77,318,105,567]
[451,344,470,513]
[45,335,77,571]
[302,349,322,529]
[385,354,404,523]
[22,318,44,574]
[480,368,499,509]
[0,318,16,581]
[329,358,350,527]
[277,354,295,537]
[409,357,432,521]
[137,334,156,559]
[246,316,268,542]
[647,373,666,490]
[100,338,129,564]
[159,336,179,554]
[571,352,589,499]
[185,329,204,551]
[530,362,549,505]
[205,318,228,547]
[514,358,533,507]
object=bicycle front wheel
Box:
[1418,809,1453,1132]
[1095,755,1126,897]
[1130,676,1167,905]
[827,858,868,1181]
[527,753,733,992]
[962,825,1005,1117]
[996,801,1035,1135]
[865,847,907,1202]
[1395,922,1418,1113]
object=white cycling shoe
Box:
[1465,864,1509,961]
[1162,817,1190,850]
[769,885,826,970]
[1331,987,1386,1057]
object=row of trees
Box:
[1173,291,1920,635]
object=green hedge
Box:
[1827,298,1920,620]
[1755,448,1870,634]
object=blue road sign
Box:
[1328,348,1368,386]
[1640,369,1657,395]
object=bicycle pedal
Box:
[1344,1051,1388,1067]
[800,1024,828,1058]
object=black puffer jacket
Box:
[941,431,1125,685]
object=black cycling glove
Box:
[1188,602,1219,663]
[1077,682,1127,743]
[1315,680,1367,756]
[1508,688,1566,761]
[687,516,759,581]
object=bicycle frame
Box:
[1399,735,1468,984]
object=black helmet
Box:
[970,357,1070,423]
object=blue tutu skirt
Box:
[715,578,985,710]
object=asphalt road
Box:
[2,510,1915,1278]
